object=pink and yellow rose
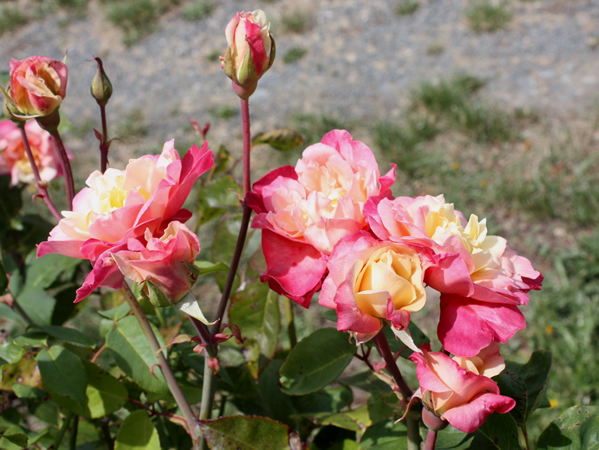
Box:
[410,344,515,433]
[319,232,426,343]
[248,130,395,307]
[4,56,68,119]
[0,120,63,186]
[37,140,214,302]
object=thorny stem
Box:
[18,126,61,222]
[121,283,200,446]
[425,429,437,450]
[50,130,75,211]
[99,104,109,173]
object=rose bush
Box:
[410,345,515,433]
[37,139,213,301]
[0,120,62,186]
[319,232,426,344]
[248,129,395,307]
[3,56,68,119]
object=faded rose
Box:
[221,10,275,98]
[410,346,515,433]
[37,140,214,302]
[0,120,63,186]
[319,232,426,344]
[248,130,395,307]
[4,56,68,119]
[112,221,200,303]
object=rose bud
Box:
[221,10,276,99]
[2,56,68,120]
[90,57,113,107]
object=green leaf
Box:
[476,412,522,449]
[537,406,599,449]
[339,371,394,393]
[24,252,81,289]
[115,410,161,450]
[434,426,474,450]
[197,176,242,224]
[37,346,87,413]
[82,360,128,418]
[252,128,305,152]
[0,355,42,390]
[229,283,280,378]
[97,302,131,321]
[0,254,7,293]
[280,328,356,395]
[106,315,169,394]
[383,321,430,358]
[199,415,293,450]
[193,260,229,277]
[367,391,401,424]
[15,286,55,326]
[39,326,96,348]
[0,343,24,365]
[497,350,552,426]
[0,432,27,448]
[360,420,408,449]
[12,384,46,400]
[211,214,243,291]
[315,405,372,432]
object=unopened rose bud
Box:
[221,10,276,99]
[90,57,112,107]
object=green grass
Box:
[182,1,212,21]
[283,47,307,64]
[395,1,419,16]
[426,43,445,56]
[0,6,27,36]
[208,106,238,120]
[291,113,352,150]
[206,49,222,62]
[115,109,148,140]
[105,0,159,45]
[281,12,310,33]
[465,1,512,33]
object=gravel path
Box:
[1,0,599,168]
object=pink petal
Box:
[441,393,516,433]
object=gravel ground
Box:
[1,0,599,170]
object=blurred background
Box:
[1,0,598,441]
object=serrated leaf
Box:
[537,406,599,449]
[199,415,293,450]
[39,326,96,348]
[497,350,552,426]
[115,410,161,450]
[279,328,356,395]
[252,128,304,152]
[434,426,474,450]
[83,360,128,418]
[476,412,522,449]
[315,405,372,432]
[230,283,280,378]
[37,346,87,412]
[106,315,169,394]
[97,302,131,321]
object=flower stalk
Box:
[49,129,75,211]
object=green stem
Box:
[17,125,61,221]
[69,415,78,450]
[283,297,297,348]
[50,130,75,211]
[121,283,200,446]
[52,412,74,449]
[199,356,215,450]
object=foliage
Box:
[182,1,212,21]
[283,47,307,64]
[395,1,420,16]
[465,1,512,34]
[0,5,27,36]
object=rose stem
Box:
[283,297,297,348]
[69,414,78,450]
[53,411,74,449]
[49,129,75,211]
[121,283,200,446]
[18,125,61,222]
[373,330,421,450]
[210,97,252,336]
[99,104,109,173]
[425,429,437,450]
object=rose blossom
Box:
[410,345,515,433]
[221,10,275,98]
[248,130,395,307]
[37,140,214,302]
[0,120,62,186]
[364,194,542,355]
[112,221,200,303]
[4,56,68,119]
[319,232,426,344]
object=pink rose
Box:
[221,10,275,98]
[112,222,200,303]
[4,56,68,119]
[0,120,63,186]
[410,346,515,433]
[319,232,426,344]
[37,140,214,302]
[248,130,395,307]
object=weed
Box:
[426,43,445,56]
[182,1,212,21]
[0,6,27,36]
[410,74,485,115]
[105,0,159,45]
[395,1,419,16]
[465,1,512,33]
[281,12,310,33]
[283,47,307,64]
[209,106,238,120]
